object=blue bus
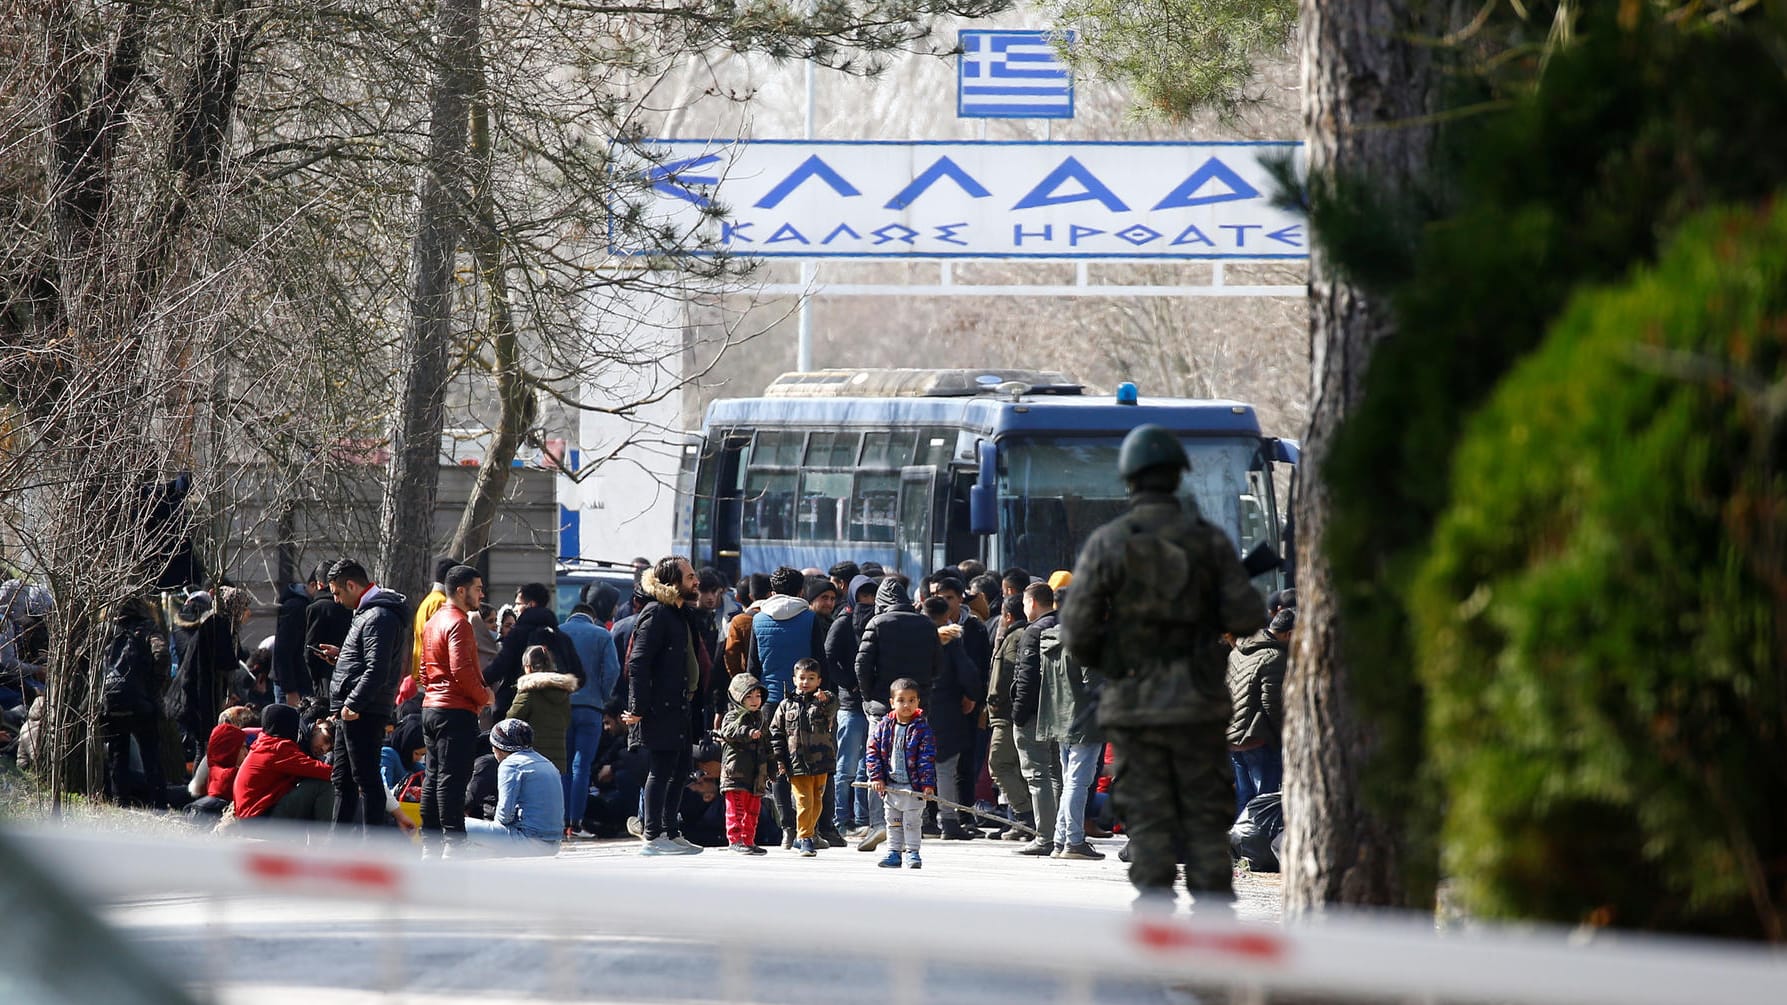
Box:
[673,368,1297,587]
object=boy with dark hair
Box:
[865,677,936,869]
[768,658,837,857]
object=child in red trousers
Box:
[718,674,774,854]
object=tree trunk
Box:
[447,61,533,567]
[1284,0,1443,913]
[377,0,482,599]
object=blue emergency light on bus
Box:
[672,368,1295,588]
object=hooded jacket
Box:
[927,622,987,760]
[233,706,331,819]
[273,583,313,698]
[824,575,878,715]
[507,670,578,772]
[853,579,943,718]
[1226,630,1288,750]
[985,615,1027,723]
[749,594,825,705]
[1035,626,1103,747]
[330,588,409,717]
[101,604,169,718]
[770,685,839,777]
[718,674,774,794]
[624,569,704,752]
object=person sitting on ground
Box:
[462,718,563,856]
[185,723,249,818]
[380,713,425,791]
[506,645,577,775]
[465,731,498,821]
[232,704,334,825]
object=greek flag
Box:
[957,30,1075,119]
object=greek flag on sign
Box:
[957,30,1074,119]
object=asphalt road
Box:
[106,833,1284,1004]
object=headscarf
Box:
[389,713,425,770]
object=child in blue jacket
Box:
[865,677,936,869]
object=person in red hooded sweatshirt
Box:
[184,723,249,818]
[233,704,333,824]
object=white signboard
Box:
[615,140,1305,260]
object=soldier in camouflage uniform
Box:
[1059,424,1266,910]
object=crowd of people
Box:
[0,428,1295,908]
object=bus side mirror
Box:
[1273,438,1301,465]
[970,441,997,535]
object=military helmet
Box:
[1118,424,1189,479]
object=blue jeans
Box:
[865,712,885,828]
[1055,741,1102,846]
[564,706,603,828]
[463,818,560,857]
[1229,745,1282,819]
[833,707,869,829]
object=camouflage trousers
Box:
[1107,724,1234,901]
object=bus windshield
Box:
[997,435,1274,576]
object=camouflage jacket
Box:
[1060,491,1266,728]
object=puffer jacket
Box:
[1225,630,1287,750]
[865,712,937,791]
[853,578,943,717]
[769,688,838,777]
[718,674,774,794]
[1010,610,1059,729]
[507,670,577,773]
[330,589,409,717]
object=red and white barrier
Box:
[9,823,1785,1005]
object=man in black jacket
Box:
[325,559,408,831]
[851,576,942,850]
[305,564,351,697]
[621,556,706,856]
[1010,581,1063,856]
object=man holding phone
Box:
[325,559,408,832]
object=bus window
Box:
[920,430,951,467]
[744,469,795,540]
[852,471,899,542]
[860,431,893,466]
[799,471,851,541]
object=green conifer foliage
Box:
[1413,202,1786,938]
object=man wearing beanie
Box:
[233,704,334,823]
[462,718,563,856]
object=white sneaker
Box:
[639,835,679,856]
[668,835,703,855]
